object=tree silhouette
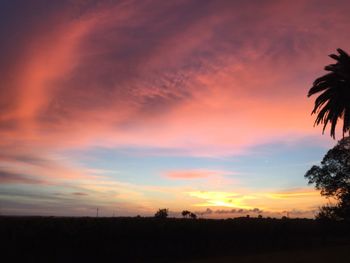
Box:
[154,208,168,219]
[181,210,191,218]
[308,48,350,138]
[305,137,350,220]
[189,212,197,219]
[316,204,342,220]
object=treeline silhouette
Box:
[1,216,350,262]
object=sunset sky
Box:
[1,0,349,218]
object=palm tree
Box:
[308,48,350,138]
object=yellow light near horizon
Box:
[188,191,255,209]
[188,191,240,199]
[187,189,328,216]
[268,191,320,199]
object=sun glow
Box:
[188,191,257,209]
[187,189,327,215]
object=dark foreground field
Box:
[1,216,350,262]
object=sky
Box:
[1,0,349,218]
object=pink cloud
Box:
[0,0,348,174]
[164,169,232,179]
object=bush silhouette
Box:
[182,210,191,218]
[189,212,197,219]
[154,208,168,219]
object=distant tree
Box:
[305,137,350,220]
[154,208,168,219]
[258,214,263,219]
[307,48,350,138]
[189,212,197,219]
[181,210,191,218]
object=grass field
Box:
[1,216,350,262]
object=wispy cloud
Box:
[72,192,88,196]
[0,0,344,158]
[163,169,233,179]
[0,171,44,185]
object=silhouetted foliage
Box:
[182,210,191,218]
[308,48,350,138]
[316,205,342,221]
[305,137,350,220]
[154,208,168,219]
[189,212,197,219]
[182,210,197,219]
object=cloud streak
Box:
[0,171,44,185]
[163,169,233,179]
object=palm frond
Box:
[308,48,350,138]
